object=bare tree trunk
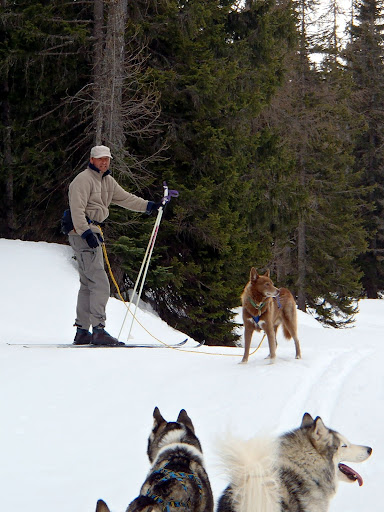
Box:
[297,217,306,311]
[93,0,128,151]
[2,82,15,233]
[332,0,338,61]
[296,0,308,312]
[1,0,16,233]
[103,0,128,151]
[70,0,164,180]
[93,0,104,145]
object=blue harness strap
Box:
[147,467,203,509]
[147,493,185,510]
[249,298,266,327]
[249,296,282,327]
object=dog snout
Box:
[358,446,372,461]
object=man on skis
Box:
[64,145,161,346]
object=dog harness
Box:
[249,298,267,326]
[249,296,282,327]
[146,467,203,510]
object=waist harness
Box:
[61,209,104,235]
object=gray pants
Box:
[68,231,110,330]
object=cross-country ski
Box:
[6,339,206,349]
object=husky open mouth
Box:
[217,413,372,512]
[338,463,364,486]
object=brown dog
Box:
[240,268,301,363]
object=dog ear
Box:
[313,417,327,440]
[301,412,314,427]
[153,406,166,427]
[308,416,336,455]
[95,499,111,512]
[311,416,333,448]
[265,269,270,277]
[250,267,259,282]
[177,409,195,433]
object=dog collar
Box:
[249,296,282,311]
[249,298,266,313]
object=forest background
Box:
[1,0,384,345]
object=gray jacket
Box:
[69,166,148,236]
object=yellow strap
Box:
[98,226,180,347]
[97,226,264,357]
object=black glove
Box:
[81,229,100,248]
[146,201,164,215]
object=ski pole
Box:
[118,182,179,341]
[117,208,161,339]
[125,182,178,341]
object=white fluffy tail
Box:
[218,435,280,512]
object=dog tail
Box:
[282,324,292,339]
[281,303,299,339]
[218,435,280,512]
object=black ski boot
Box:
[73,328,92,345]
[91,326,125,346]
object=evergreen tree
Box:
[0,1,164,244]
[117,0,297,344]
[0,0,92,239]
[3,0,370,338]
[345,0,384,297]
[258,0,367,326]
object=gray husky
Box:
[96,407,213,512]
[217,413,372,512]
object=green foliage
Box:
[120,0,298,344]
[344,0,384,298]
[256,14,369,326]
[0,0,92,239]
[2,0,377,341]
[112,235,173,289]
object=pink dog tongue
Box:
[338,463,363,486]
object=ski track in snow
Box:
[0,239,382,512]
[301,348,374,421]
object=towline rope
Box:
[98,225,265,358]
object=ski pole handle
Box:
[162,181,179,205]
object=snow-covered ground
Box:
[1,238,381,511]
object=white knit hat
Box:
[90,145,113,159]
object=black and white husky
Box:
[217,413,372,512]
[96,407,214,512]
